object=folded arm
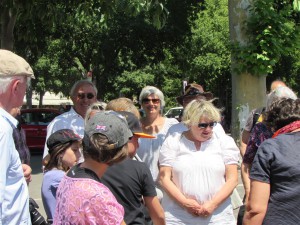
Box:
[200,164,238,216]
[159,166,202,216]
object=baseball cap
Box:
[47,129,81,153]
[0,50,34,78]
[84,111,133,149]
[117,111,155,138]
[176,83,213,105]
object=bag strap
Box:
[250,107,265,132]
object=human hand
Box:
[22,164,32,184]
[196,200,216,217]
[182,198,203,216]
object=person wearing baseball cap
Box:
[0,50,34,224]
[41,129,81,224]
[54,111,132,225]
[102,111,166,225]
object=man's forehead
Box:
[76,84,96,92]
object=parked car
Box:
[20,108,61,152]
[164,107,184,121]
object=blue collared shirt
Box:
[0,108,31,225]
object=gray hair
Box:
[266,86,297,111]
[0,76,29,94]
[69,80,98,97]
[138,86,165,107]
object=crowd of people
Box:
[1,49,300,225]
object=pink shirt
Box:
[54,175,124,225]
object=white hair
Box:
[138,86,165,107]
[0,76,28,94]
[266,86,297,111]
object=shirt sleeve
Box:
[243,123,272,165]
[43,119,57,159]
[0,123,12,220]
[159,134,179,167]
[219,134,240,165]
[250,140,275,184]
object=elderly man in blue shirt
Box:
[0,50,34,224]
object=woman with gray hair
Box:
[159,99,239,224]
[137,86,178,198]
[244,98,300,224]
[241,86,297,207]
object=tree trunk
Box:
[228,0,266,140]
[0,7,17,50]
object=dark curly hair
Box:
[265,98,300,132]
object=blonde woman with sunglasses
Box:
[159,99,239,225]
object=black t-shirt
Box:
[250,132,300,224]
[67,163,101,182]
[102,158,157,225]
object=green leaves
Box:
[232,0,300,75]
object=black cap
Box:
[47,129,81,153]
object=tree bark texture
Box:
[1,5,17,50]
[228,0,267,140]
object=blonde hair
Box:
[106,97,140,119]
[182,99,221,126]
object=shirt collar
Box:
[0,107,18,127]
[70,107,84,119]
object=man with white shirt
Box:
[0,50,34,224]
[43,80,97,159]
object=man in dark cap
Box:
[54,111,131,224]
[102,111,166,225]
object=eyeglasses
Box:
[77,93,95,100]
[198,122,217,129]
[142,98,160,104]
[185,88,203,96]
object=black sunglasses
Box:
[198,122,217,129]
[77,93,95,100]
[142,98,160,104]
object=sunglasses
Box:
[198,122,217,129]
[142,98,160,104]
[77,93,95,100]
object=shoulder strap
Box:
[251,107,265,131]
